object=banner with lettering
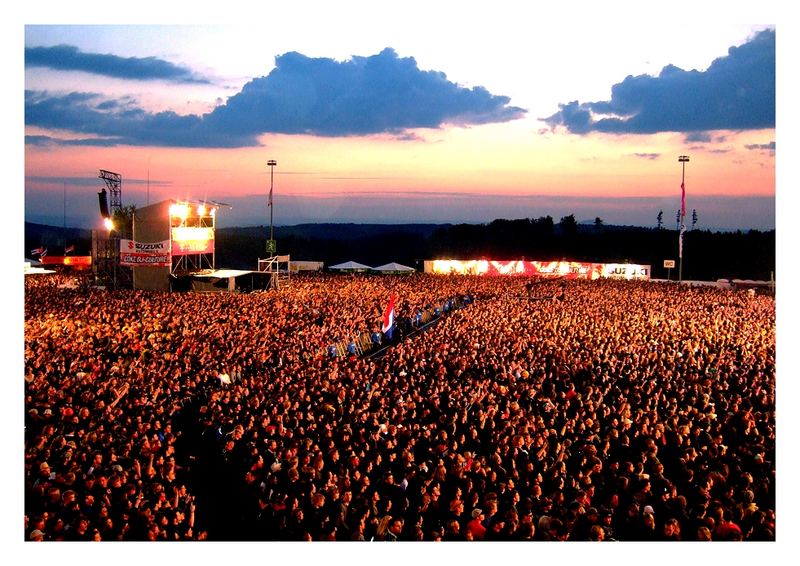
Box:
[429,260,599,279]
[597,263,651,280]
[119,239,171,267]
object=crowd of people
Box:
[24,271,775,542]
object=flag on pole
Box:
[30,247,44,256]
[39,248,48,258]
[382,295,396,339]
[681,181,686,217]
[64,244,75,255]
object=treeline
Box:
[429,217,776,281]
[214,216,775,281]
[26,217,776,281]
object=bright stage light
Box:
[197,204,207,216]
[104,217,114,231]
[169,203,189,219]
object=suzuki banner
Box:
[598,263,651,280]
[119,239,171,267]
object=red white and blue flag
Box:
[64,244,75,255]
[382,295,396,339]
[681,181,686,217]
[30,247,45,256]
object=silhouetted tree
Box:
[657,210,663,230]
[113,204,136,238]
[559,214,578,237]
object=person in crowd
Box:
[24,272,775,541]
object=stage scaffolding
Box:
[257,255,291,290]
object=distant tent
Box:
[329,261,372,272]
[372,262,415,274]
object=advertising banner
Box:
[429,259,598,279]
[119,239,171,267]
[40,256,92,267]
[598,263,651,280]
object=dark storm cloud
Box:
[25,44,210,84]
[544,28,774,135]
[25,48,526,147]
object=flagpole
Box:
[678,155,690,283]
[267,159,277,255]
[63,181,67,252]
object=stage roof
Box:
[192,269,259,278]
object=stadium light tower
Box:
[267,159,277,255]
[678,155,690,282]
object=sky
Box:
[15,2,784,233]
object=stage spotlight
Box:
[169,203,189,219]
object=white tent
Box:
[372,262,415,273]
[329,261,372,272]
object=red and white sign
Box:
[40,256,92,267]
[120,252,171,266]
[119,239,171,267]
[597,263,651,280]
[430,259,599,279]
[426,259,650,280]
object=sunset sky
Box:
[18,3,781,232]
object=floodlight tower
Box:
[99,169,123,215]
[96,169,127,289]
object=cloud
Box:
[204,48,525,137]
[544,28,774,135]
[745,141,775,151]
[684,131,713,143]
[25,44,210,84]
[632,153,660,160]
[25,90,255,148]
[25,47,526,147]
[25,134,126,147]
[26,174,171,186]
